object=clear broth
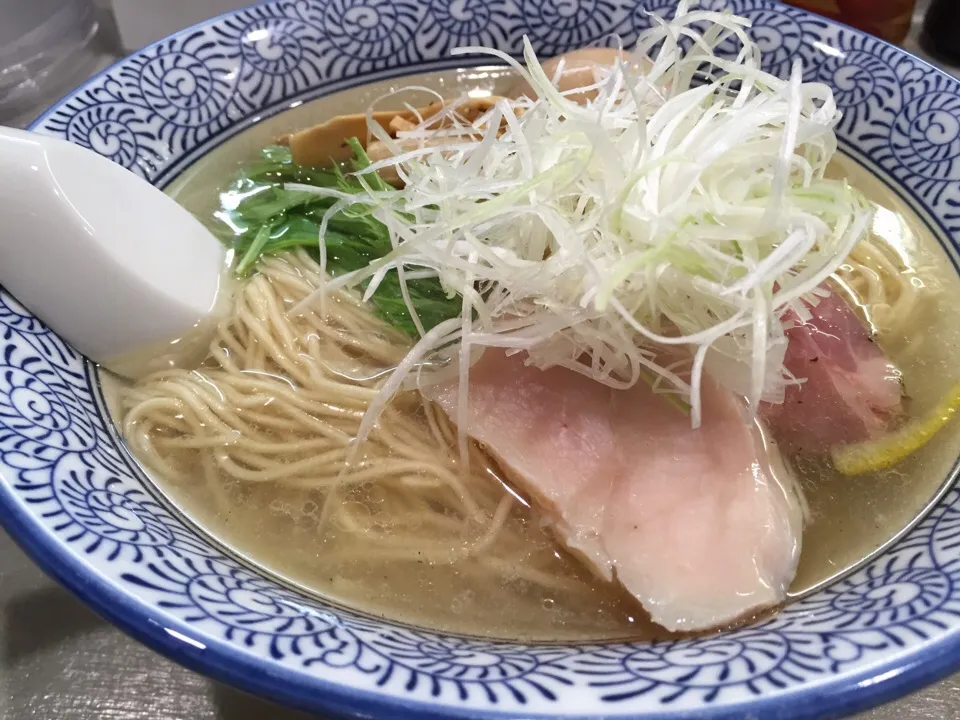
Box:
[106,68,960,641]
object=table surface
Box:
[1,1,959,718]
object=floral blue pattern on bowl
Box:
[2,0,960,717]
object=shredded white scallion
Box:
[297,1,873,442]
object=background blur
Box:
[0,1,957,719]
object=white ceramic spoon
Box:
[0,126,228,379]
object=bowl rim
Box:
[5,1,960,718]
[5,450,960,720]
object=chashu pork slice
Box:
[761,289,903,454]
[422,351,804,632]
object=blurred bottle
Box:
[782,0,916,44]
[920,0,960,65]
[0,0,99,121]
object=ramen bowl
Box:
[4,1,960,718]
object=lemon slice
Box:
[831,378,960,476]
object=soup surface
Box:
[104,67,960,641]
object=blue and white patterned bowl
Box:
[4,0,960,717]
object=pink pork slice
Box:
[423,351,803,632]
[761,291,903,453]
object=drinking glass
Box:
[0,0,98,120]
